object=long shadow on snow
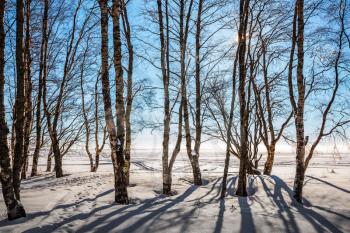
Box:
[0,189,114,230]
[259,175,344,233]
[214,176,256,233]
[76,185,198,232]
[306,175,350,194]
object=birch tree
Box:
[0,0,27,220]
[120,0,134,185]
[236,0,250,197]
[13,0,26,200]
[98,0,129,204]
[21,0,33,180]
[43,0,88,178]
[31,0,49,177]
[289,0,349,203]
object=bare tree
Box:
[98,0,129,204]
[43,0,88,178]
[31,0,49,177]
[289,0,349,203]
[250,0,293,175]
[80,37,107,172]
[236,0,250,197]
[120,0,134,185]
[13,0,26,200]
[0,0,27,220]
[21,0,33,180]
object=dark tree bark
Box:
[31,0,49,177]
[13,0,26,200]
[292,0,306,203]
[0,0,26,220]
[112,0,129,204]
[236,0,250,197]
[99,0,128,204]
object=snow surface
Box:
[0,149,349,232]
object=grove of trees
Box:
[0,0,349,221]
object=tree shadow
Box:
[259,176,300,233]
[238,196,256,233]
[1,175,348,233]
[306,175,350,194]
[215,176,257,233]
[0,189,115,229]
[76,185,198,232]
[214,199,226,233]
[213,176,237,233]
[267,175,344,233]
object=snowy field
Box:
[0,149,350,233]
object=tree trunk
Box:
[112,0,129,204]
[121,0,133,186]
[190,156,202,185]
[80,44,94,173]
[236,0,250,197]
[157,0,172,194]
[99,0,128,204]
[0,0,27,220]
[263,145,276,175]
[52,135,63,178]
[22,0,32,180]
[46,146,52,172]
[221,50,238,198]
[163,170,172,195]
[21,157,28,179]
[31,0,48,177]
[194,0,203,177]
[13,0,26,201]
[91,79,106,173]
[179,0,201,186]
[293,0,306,203]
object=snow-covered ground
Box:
[0,149,349,233]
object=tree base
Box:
[236,186,248,197]
[293,192,303,204]
[163,183,172,195]
[115,195,129,205]
[263,170,271,176]
[193,179,202,186]
[8,202,26,221]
